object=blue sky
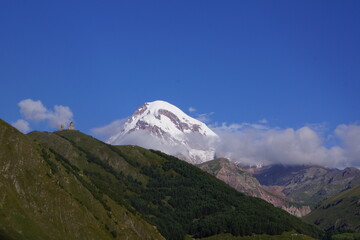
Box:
[1,1,360,167]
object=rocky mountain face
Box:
[107,100,218,164]
[198,159,311,217]
[281,205,312,218]
[250,164,360,206]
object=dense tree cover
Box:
[42,131,322,240]
[140,151,322,239]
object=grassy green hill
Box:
[0,119,323,240]
[304,184,360,234]
[0,119,163,240]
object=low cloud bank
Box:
[92,117,360,169]
[91,118,127,141]
[107,129,191,158]
[335,124,360,167]
[12,99,73,133]
[212,122,359,169]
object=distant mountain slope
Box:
[304,184,360,233]
[107,100,218,163]
[29,128,322,240]
[251,164,360,206]
[198,159,311,217]
[0,119,163,240]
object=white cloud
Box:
[19,99,48,121]
[17,99,73,129]
[188,106,214,123]
[335,124,360,167]
[90,109,359,169]
[212,122,358,169]
[195,112,214,123]
[211,121,269,133]
[90,118,127,141]
[187,106,214,123]
[189,107,196,113]
[11,119,31,133]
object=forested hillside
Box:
[0,119,322,240]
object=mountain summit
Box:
[107,100,218,163]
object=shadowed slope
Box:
[304,184,360,233]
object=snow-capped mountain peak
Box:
[107,100,218,163]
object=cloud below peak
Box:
[91,118,127,141]
[212,122,359,169]
[91,113,360,169]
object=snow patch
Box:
[107,100,219,163]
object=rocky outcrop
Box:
[250,164,360,206]
[198,158,311,217]
[281,205,311,217]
